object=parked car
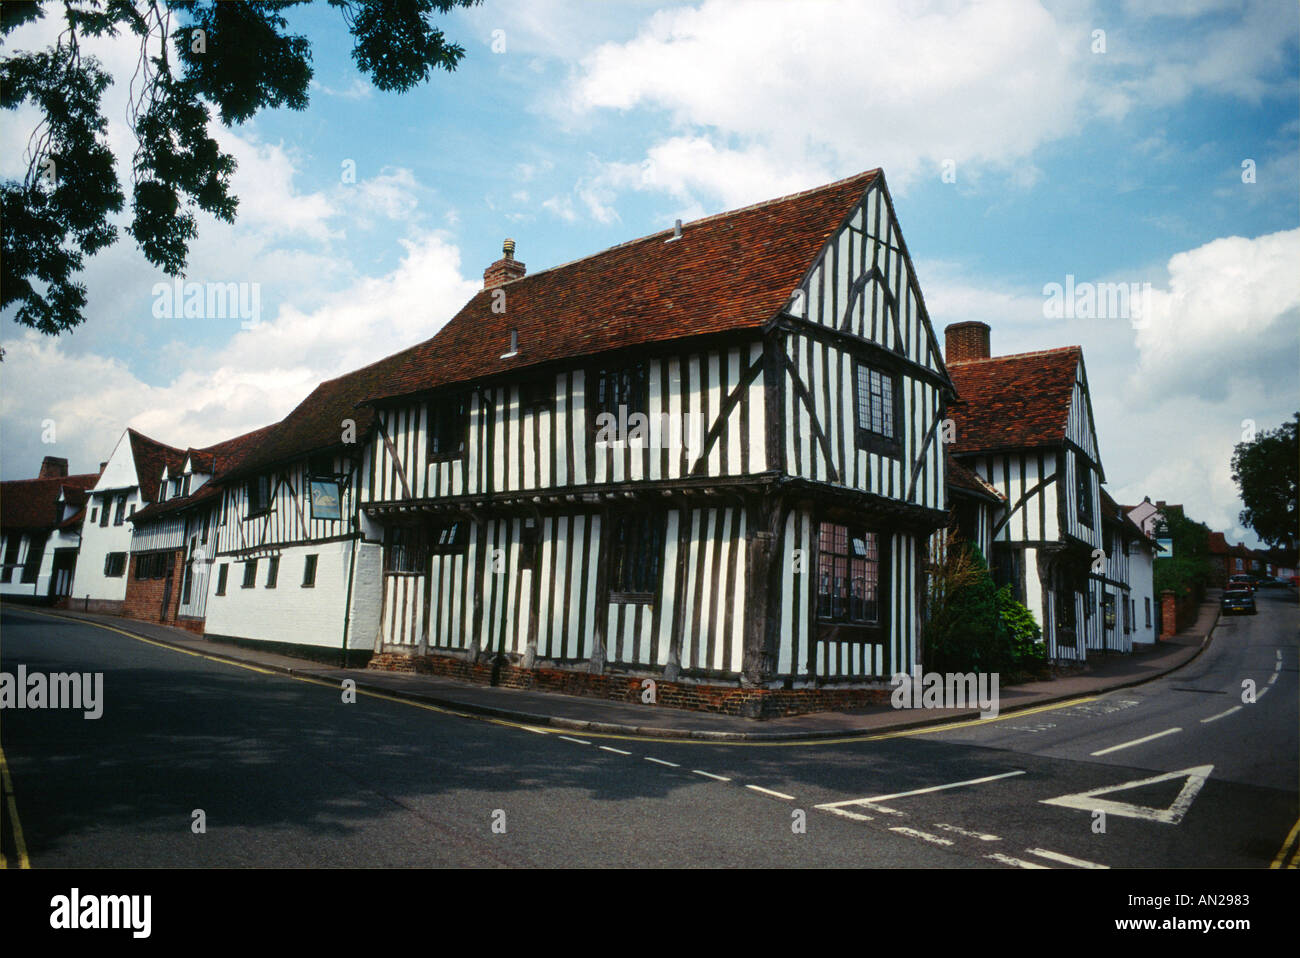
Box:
[1221,588,1257,615]
[1227,574,1255,592]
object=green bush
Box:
[996,586,1045,668]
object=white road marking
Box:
[599,746,631,755]
[1090,727,1181,756]
[559,735,592,745]
[1268,672,1279,685]
[1200,705,1243,724]
[987,852,1050,869]
[1257,685,1271,700]
[819,770,1026,808]
[691,769,731,782]
[1278,651,1284,661]
[890,826,953,847]
[819,806,873,822]
[1026,848,1109,869]
[1040,765,1214,825]
[520,726,550,734]
[645,757,680,768]
[935,822,1001,841]
[745,784,796,800]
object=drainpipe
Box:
[340,466,359,669]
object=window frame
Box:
[591,362,650,425]
[1075,451,1094,528]
[241,559,258,589]
[852,359,902,458]
[814,520,885,634]
[246,475,272,518]
[427,393,469,463]
[302,554,318,588]
[113,493,127,525]
[385,526,429,575]
[606,509,664,604]
[103,552,127,578]
[265,555,279,589]
[215,563,229,596]
[20,533,47,584]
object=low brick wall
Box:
[368,651,892,719]
[122,551,184,625]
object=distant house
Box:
[1,457,99,603]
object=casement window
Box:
[1075,452,1094,527]
[1144,597,1152,628]
[246,475,272,517]
[816,522,881,625]
[266,556,279,589]
[215,563,229,596]
[241,559,258,588]
[520,377,553,413]
[593,362,649,421]
[853,361,901,455]
[429,520,468,555]
[134,552,168,580]
[607,511,664,602]
[302,554,318,587]
[103,552,127,578]
[90,507,99,524]
[99,496,110,527]
[20,534,47,583]
[427,394,469,462]
[385,526,429,574]
[2,536,21,582]
[1102,592,1116,630]
[113,494,128,525]
[170,477,183,499]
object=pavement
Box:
[26,593,1225,741]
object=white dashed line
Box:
[1090,727,1181,756]
[1257,685,1271,700]
[935,823,1001,841]
[1200,705,1243,724]
[599,746,631,755]
[1268,672,1279,685]
[890,826,953,847]
[520,726,550,734]
[559,736,592,745]
[819,806,873,822]
[1278,651,1284,661]
[691,770,731,782]
[987,852,1050,869]
[645,757,680,768]
[745,785,796,800]
[1025,848,1109,869]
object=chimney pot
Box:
[484,239,526,290]
[944,321,991,364]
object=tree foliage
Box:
[2,0,479,335]
[1231,412,1299,551]
[1153,508,1212,600]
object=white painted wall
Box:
[1129,546,1157,645]
[203,540,372,650]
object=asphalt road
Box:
[1,593,1296,868]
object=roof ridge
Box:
[948,345,1081,366]
[510,168,882,286]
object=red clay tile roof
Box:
[127,429,188,503]
[947,347,1081,455]
[1,473,100,532]
[364,169,883,405]
[945,454,1004,502]
[131,424,278,523]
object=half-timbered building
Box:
[355,170,957,713]
[945,322,1130,661]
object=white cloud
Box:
[2,235,479,478]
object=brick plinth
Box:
[367,651,892,719]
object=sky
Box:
[1,0,1297,547]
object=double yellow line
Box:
[1272,817,1300,869]
[0,742,31,869]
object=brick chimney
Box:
[38,456,68,479]
[945,321,991,364]
[483,238,526,290]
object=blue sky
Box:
[2,0,1297,546]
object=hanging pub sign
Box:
[309,479,342,520]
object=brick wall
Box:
[122,550,184,625]
[944,321,991,364]
[368,651,893,719]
